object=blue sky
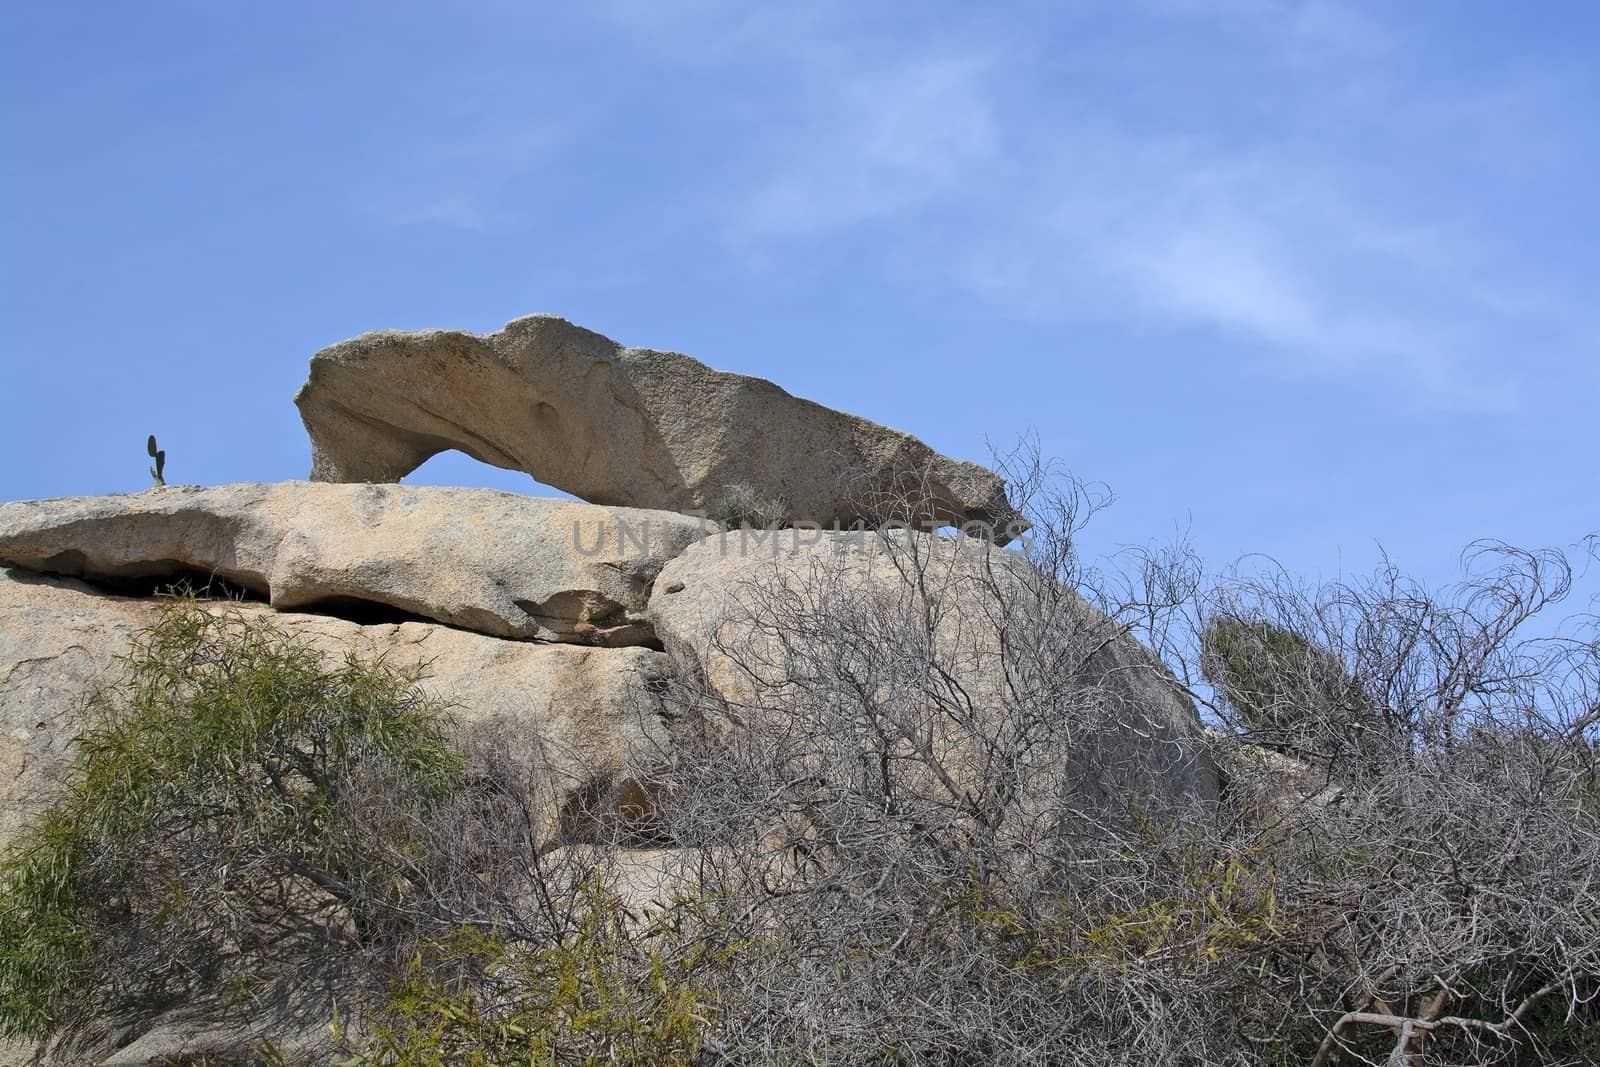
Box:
[2,0,1596,596]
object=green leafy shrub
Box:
[1200,615,1374,756]
[0,599,464,1040]
[342,876,721,1067]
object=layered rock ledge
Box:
[0,566,672,855]
[0,482,707,647]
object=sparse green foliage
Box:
[1200,615,1373,757]
[148,433,167,486]
[342,877,720,1067]
[705,482,787,530]
[0,599,464,1039]
[0,805,97,1039]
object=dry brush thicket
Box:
[628,453,1600,1065]
[3,452,1597,1067]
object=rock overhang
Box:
[0,482,711,648]
[294,313,1030,543]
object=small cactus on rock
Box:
[147,435,166,487]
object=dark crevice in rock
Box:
[14,557,269,604]
[4,560,434,632]
[3,557,668,648]
[556,776,669,848]
[283,596,437,628]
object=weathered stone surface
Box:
[0,569,151,851]
[295,314,1027,540]
[545,845,707,917]
[0,566,673,855]
[0,478,1213,1064]
[1213,734,1345,826]
[0,483,707,646]
[647,528,1216,811]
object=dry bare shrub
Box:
[706,483,789,531]
[7,452,1597,1067]
[1184,544,1600,1066]
[639,457,1243,1064]
[637,449,1600,1066]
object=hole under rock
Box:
[14,558,440,630]
[558,777,670,848]
[34,557,268,603]
[402,449,577,499]
[280,596,438,627]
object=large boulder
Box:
[647,528,1216,813]
[294,314,1027,540]
[0,566,673,856]
[0,483,707,647]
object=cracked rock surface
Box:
[295,313,1027,540]
[0,482,708,646]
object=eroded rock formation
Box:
[0,566,671,856]
[295,314,1027,540]
[0,483,706,647]
[0,484,1213,1064]
[0,314,1214,1065]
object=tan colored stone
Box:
[295,314,1027,541]
[0,569,151,851]
[0,567,673,854]
[1213,734,1345,826]
[0,482,707,646]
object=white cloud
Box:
[1000,141,1528,410]
[736,52,999,238]
[1112,220,1325,350]
[556,1,1594,410]
[690,0,1589,410]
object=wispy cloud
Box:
[1146,0,1395,66]
[373,193,497,232]
[534,1,1599,410]
[613,0,1588,411]
[1009,142,1526,410]
[736,52,999,239]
